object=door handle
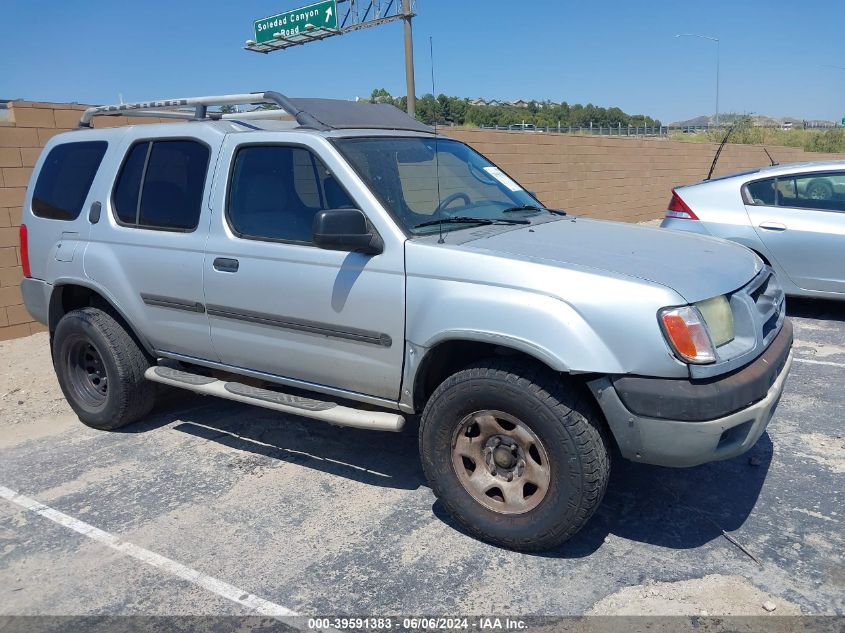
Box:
[213,257,239,272]
[758,222,787,231]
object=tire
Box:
[52,307,156,430]
[419,359,610,551]
[806,179,833,200]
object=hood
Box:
[459,218,761,303]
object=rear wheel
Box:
[806,179,833,200]
[419,359,610,551]
[53,307,156,430]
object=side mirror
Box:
[312,209,383,255]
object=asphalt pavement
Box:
[0,299,843,620]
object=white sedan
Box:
[661,160,845,299]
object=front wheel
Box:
[419,359,610,551]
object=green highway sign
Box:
[254,0,338,44]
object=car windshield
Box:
[333,136,545,235]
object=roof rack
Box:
[78,91,328,130]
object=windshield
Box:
[333,137,544,235]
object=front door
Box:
[203,134,406,402]
[744,171,845,295]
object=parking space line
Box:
[0,485,297,617]
[794,357,845,368]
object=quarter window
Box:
[32,141,107,220]
[112,140,210,231]
[227,145,354,243]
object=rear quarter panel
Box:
[23,129,123,282]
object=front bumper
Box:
[589,322,794,468]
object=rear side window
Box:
[778,172,845,213]
[227,145,354,243]
[112,140,210,231]
[113,143,148,224]
[745,172,845,212]
[745,178,777,206]
[32,141,107,220]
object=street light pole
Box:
[402,0,416,118]
[676,33,720,127]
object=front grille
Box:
[690,266,786,379]
[746,269,785,348]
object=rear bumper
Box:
[660,217,711,235]
[20,277,50,326]
[589,322,793,468]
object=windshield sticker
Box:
[483,167,523,192]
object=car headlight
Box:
[659,295,734,364]
[695,295,734,347]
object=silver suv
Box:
[20,92,793,551]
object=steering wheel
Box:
[435,192,472,215]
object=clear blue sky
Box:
[2,0,842,124]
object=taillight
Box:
[665,189,699,220]
[659,305,715,364]
[19,224,31,278]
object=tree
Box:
[363,88,662,128]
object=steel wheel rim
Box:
[65,336,109,410]
[451,410,551,515]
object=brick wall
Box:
[1,101,843,341]
[443,128,845,222]
[0,101,179,341]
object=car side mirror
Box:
[312,209,383,255]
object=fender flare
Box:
[48,278,157,357]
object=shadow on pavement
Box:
[434,434,773,557]
[123,383,773,555]
[786,297,845,322]
[125,388,427,491]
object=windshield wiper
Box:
[413,216,529,230]
[502,205,567,216]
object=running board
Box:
[144,366,405,432]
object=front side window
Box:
[112,139,209,231]
[227,145,354,243]
[334,137,542,235]
[32,141,107,220]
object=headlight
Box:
[695,295,734,347]
[659,295,734,364]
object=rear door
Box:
[744,171,845,294]
[85,128,222,360]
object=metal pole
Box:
[402,0,416,118]
[715,38,720,127]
